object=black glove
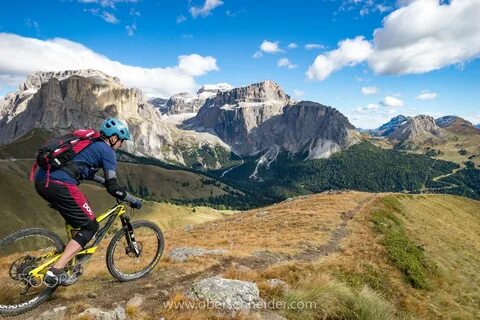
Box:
[129,197,142,209]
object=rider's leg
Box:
[53,239,82,269]
[35,180,99,284]
[53,221,99,269]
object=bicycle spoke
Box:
[0,230,62,314]
[112,228,158,275]
[107,220,164,281]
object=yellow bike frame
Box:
[28,203,128,281]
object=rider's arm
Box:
[104,173,140,204]
[101,145,141,206]
[104,169,129,200]
[93,174,105,184]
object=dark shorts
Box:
[35,179,95,228]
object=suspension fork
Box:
[120,216,140,257]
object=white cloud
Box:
[348,103,417,129]
[129,8,140,16]
[396,0,416,7]
[361,86,378,95]
[308,0,480,80]
[306,36,372,81]
[25,19,40,33]
[0,74,24,86]
[101,12,120,24]
[125,23,136,36]
[380,96,404,108]
[189,0,224,18]
[252,51,263,59]
[84,9,120,24]
[288,43,298,49]
[337,0,392,16]
[277,58,297,69]
[293,89,304,97]
[79,0,138,8]
[466,114,480,125]
[376,4,390,13]
[0,33,219,97]
[415,91,438,100]
[305,43,324,50]
[347,105,393,129]
[360,8,369,16]
[176,15,186,24]
[177,54,218,76]
[369,0,480,75]
[260,40,283,54]
[355,103,380,113]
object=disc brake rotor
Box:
[125,241,143,257]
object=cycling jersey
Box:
[35,140,117,185]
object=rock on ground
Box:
[28,306,67,320]
[126,293,146,310]
[266,279,290,291]
[75,305,127,320]
[189,276,263,310]
[168,247,228,262]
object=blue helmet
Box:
[99,118,131,141]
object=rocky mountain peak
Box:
[380,115,409,129]
[20,69,121,92]
[0,72,231,168]
[197,83,233,95]
[160,83,233,115]
[210,80,290,106]
[436,115,480,134]
[388,115,445,146]
[436,115,462,127]
[185,79,359,158]
[372,114,410,136]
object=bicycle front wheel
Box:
[106,220,164,282]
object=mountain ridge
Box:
[0,71,361,168]
[185,80,360,159]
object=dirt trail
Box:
[291,195,375,261]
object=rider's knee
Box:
[85,219,99,232]
[73,220,99,248]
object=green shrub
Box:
[371,198,437,289]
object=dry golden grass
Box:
[163,192,374,259]
[389,194,480,319]
[434,132,480,167]
[9,191,480,320]
[321,193,480,320]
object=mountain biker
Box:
[34,118,142,286]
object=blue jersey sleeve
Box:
[101,144,118,180]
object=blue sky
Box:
[0,0,479,128]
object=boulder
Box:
[189,276,263,310]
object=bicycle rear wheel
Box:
[0,228,64,316]
[106,220,164,282]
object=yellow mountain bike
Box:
[0,201,164,316]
